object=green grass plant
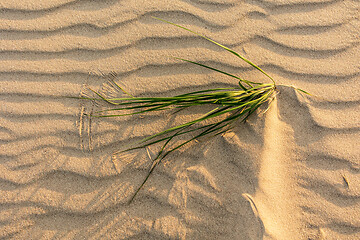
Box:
[81,18,309,202]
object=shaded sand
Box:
[1,0,359,239]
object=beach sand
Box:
[0,0,359,239]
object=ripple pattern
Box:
[0,0,359,239]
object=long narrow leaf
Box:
[152,17,275,84]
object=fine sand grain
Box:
[0,0,359,239]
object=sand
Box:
[1,0,359,239]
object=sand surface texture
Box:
[1,0,359,239]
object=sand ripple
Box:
[0,0,359,239]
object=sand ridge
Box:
[0,0,359,239]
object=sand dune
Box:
[0,0,359,239]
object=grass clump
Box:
[81,18,308,202]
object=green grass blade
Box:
[174,57,258,88]
[152,17,275,84]
[294,87,312,96]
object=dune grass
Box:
[80,18,309,202]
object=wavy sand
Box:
[1,0,359,239]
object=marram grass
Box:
[80,17,310,202]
